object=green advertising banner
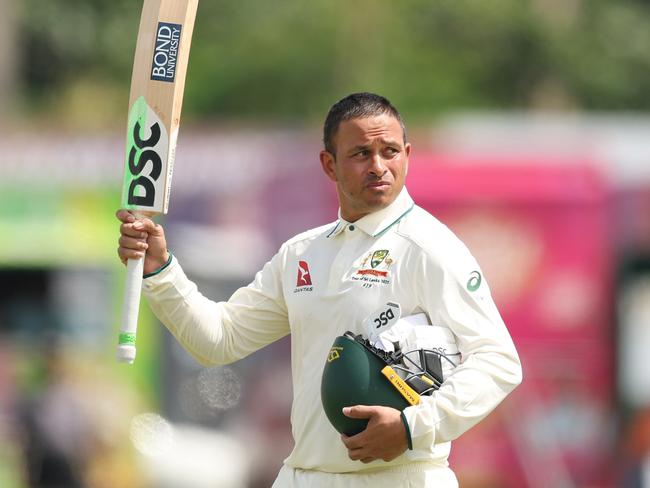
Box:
[0,185,159,402]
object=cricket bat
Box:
[117,0,199,364]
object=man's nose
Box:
[368,154,387,176]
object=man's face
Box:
[320,113,410,222]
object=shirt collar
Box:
[326,187,415,238]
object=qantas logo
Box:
[294,261,313,292]
[296,260,312,286]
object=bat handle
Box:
[117,254,145,364]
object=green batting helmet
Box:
[320,332,412,436]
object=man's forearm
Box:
[142,256,230,366]
[142,255,291,366]
[402,347,522,449]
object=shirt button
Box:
[348,225,355,231]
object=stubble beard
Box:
[339,184,398,221]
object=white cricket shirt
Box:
[142,188,522,474]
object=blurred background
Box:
[1,0,650,486]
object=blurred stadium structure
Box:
[2,0,650,487]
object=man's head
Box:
[320,93,410,222]
[323,93,407,155]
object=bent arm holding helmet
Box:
[399,243,523,451]
[339,230,522,462]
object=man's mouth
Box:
[367,181,390,188]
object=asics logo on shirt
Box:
[467,271,482,292]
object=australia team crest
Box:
[370,250,389,268]
[352,249,395,286]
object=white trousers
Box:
[272,463,459,488]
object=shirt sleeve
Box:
[401,241,523,450]
[141,250,290,367]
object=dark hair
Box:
[323,92,406,154]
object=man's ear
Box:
[404,143,411,177]
[320,150,338,182]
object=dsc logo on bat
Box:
[123,97,171,213]
[126,120,163,207]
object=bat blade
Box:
[117,0,199,364]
